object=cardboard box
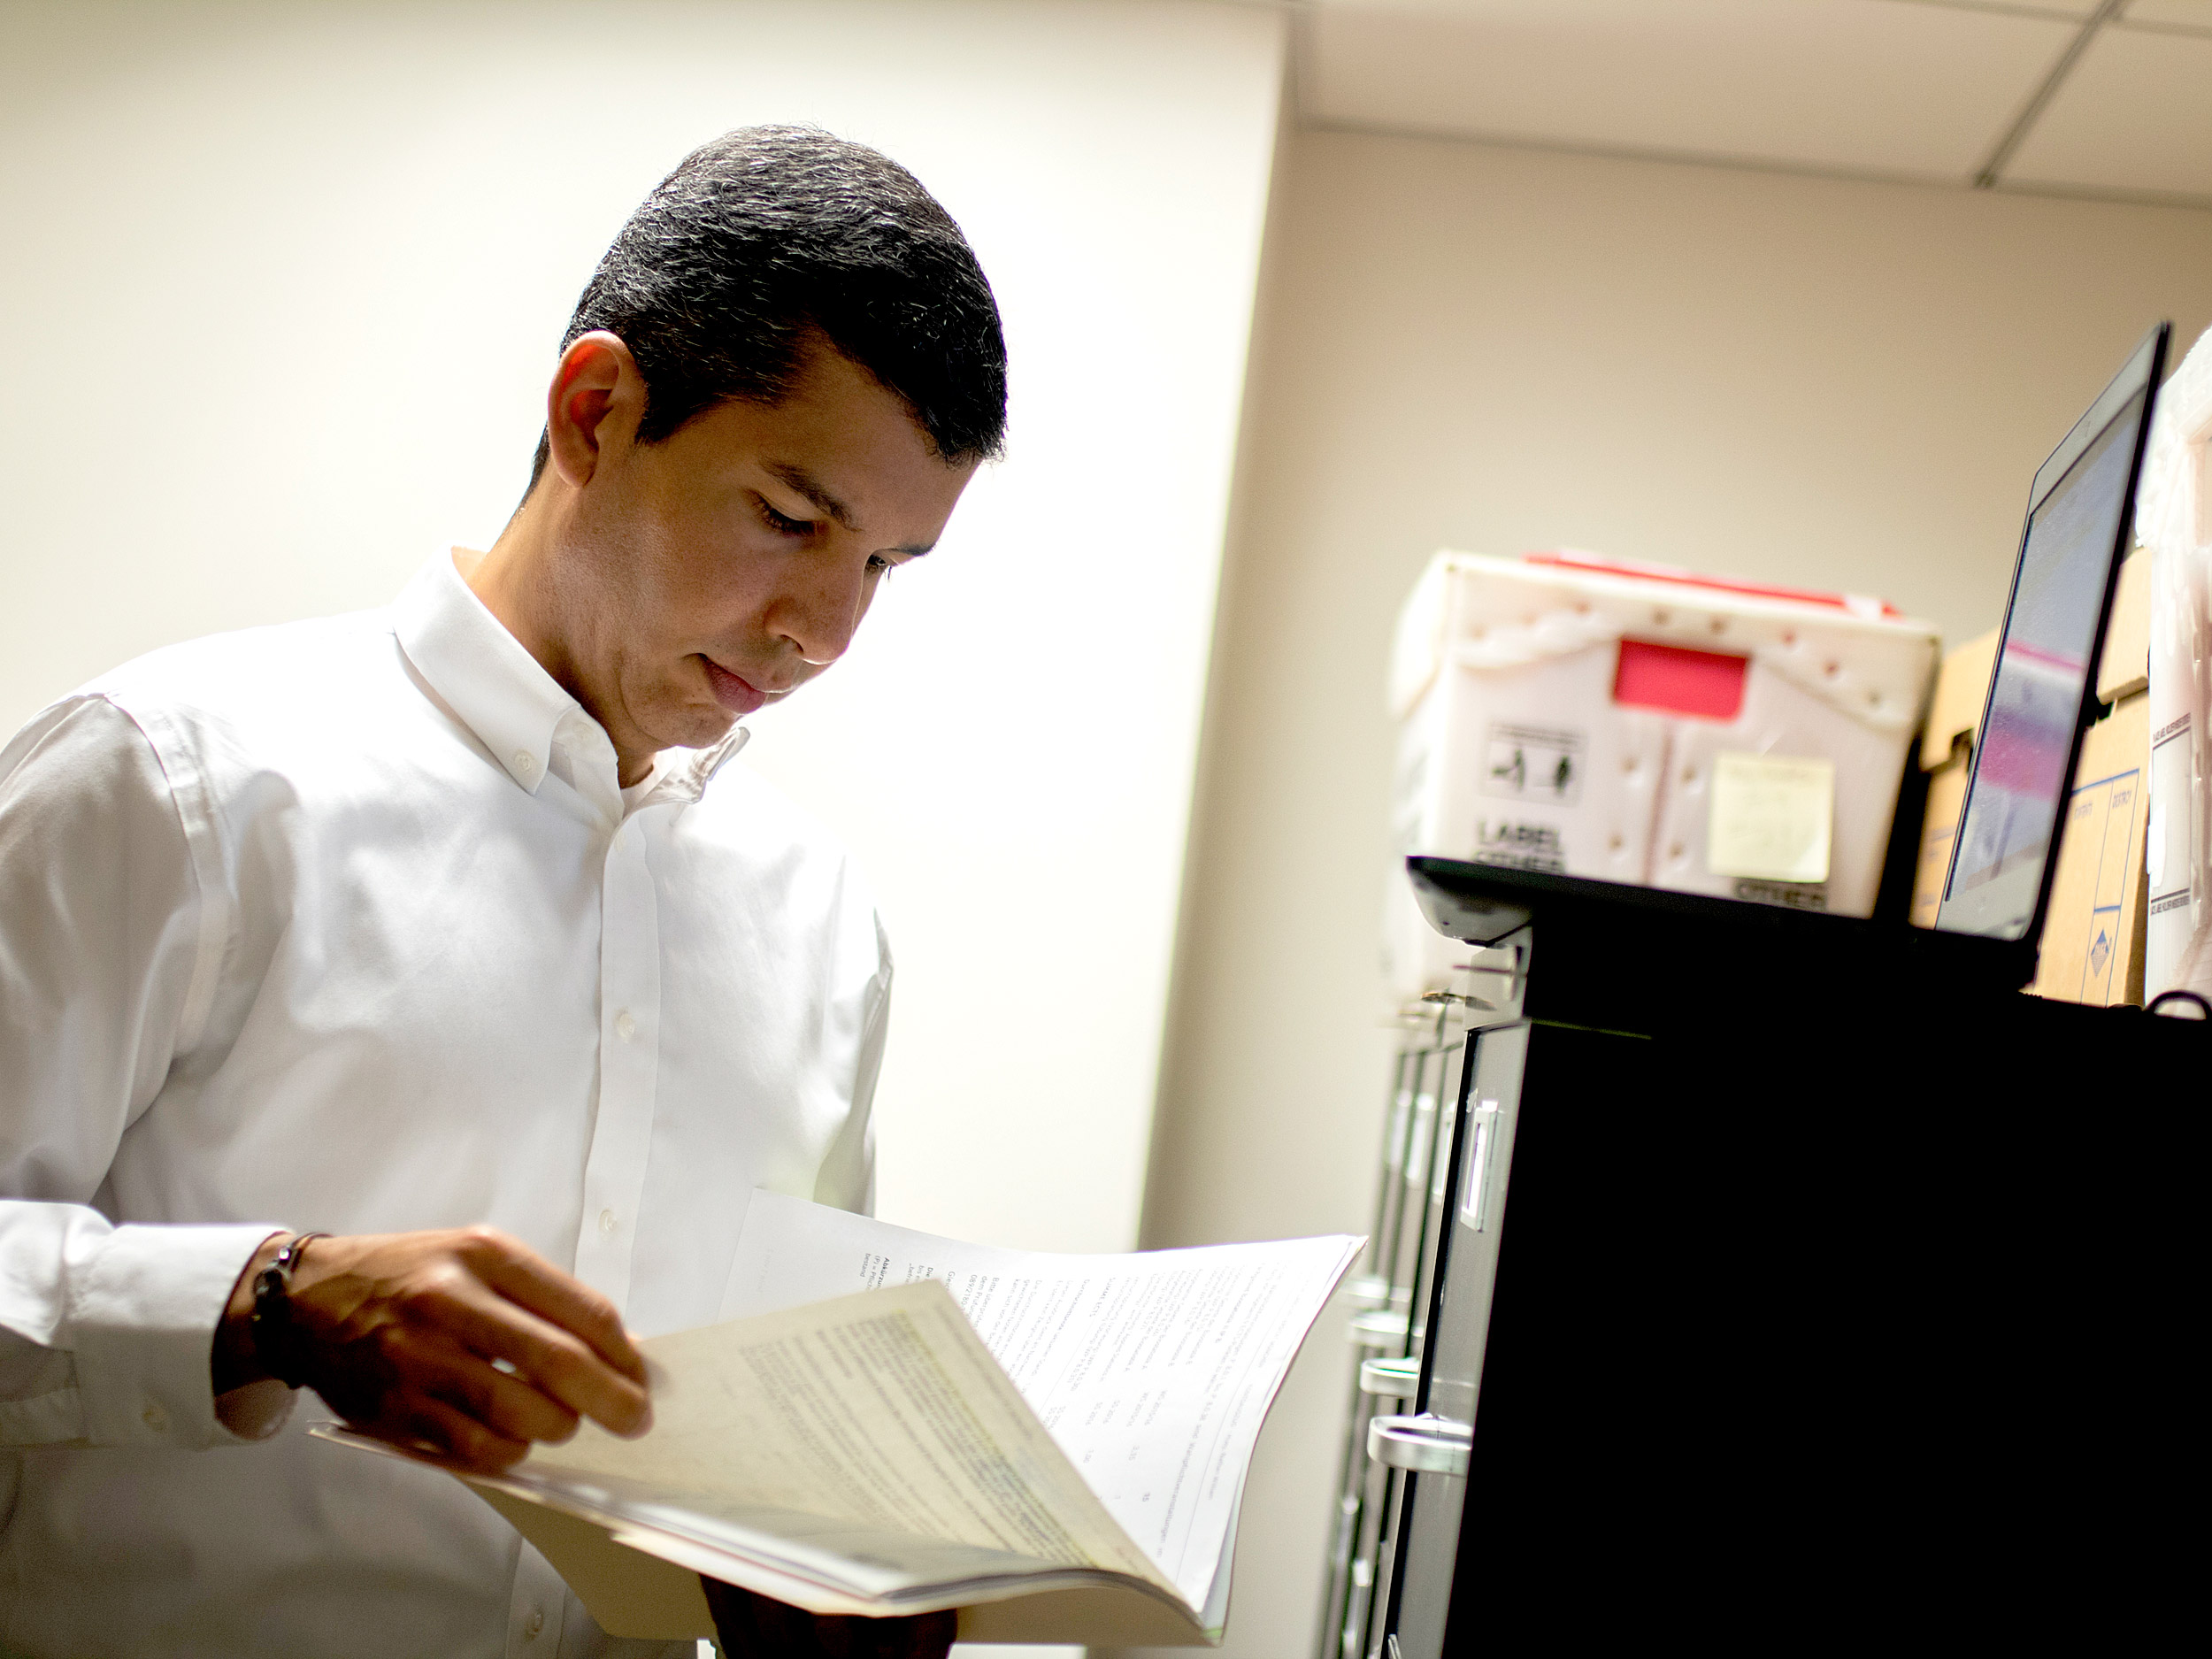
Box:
[2035,547,2151,1006]
[2027,692,2148,1005]
[2096,549,2151,703]
[1909,629,2000,929]
[1385,550,1939,999]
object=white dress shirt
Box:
[0,550,890,1658]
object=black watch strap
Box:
[250,1232,327,1389]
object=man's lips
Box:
[703,659,769,715]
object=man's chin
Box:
[639,703,742,757]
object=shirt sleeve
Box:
[0,695,286,1448]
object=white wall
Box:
[0,0,1286,1267]
[1121,128,2212,1659]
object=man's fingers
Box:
[416,1271,651,1437]
[408,1335,581,1447]
[280,1227,653,1442]
[459,1230,647,1381]
[373,1394,530,1474]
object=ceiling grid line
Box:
[2111,15,2212,37]
[1907,0,2212,34]
[1292,0,2212,213]
[1973,0,2125,187]
[1889,0,2112,21]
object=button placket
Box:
[572,816,661,1311]
[555,713,625,823]
[503,1541,570,1659]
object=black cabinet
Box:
[1359,860,2200,1655]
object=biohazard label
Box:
[1482,724,1583,806]
[1473,818,1566,873]
[2088,918,2114,980]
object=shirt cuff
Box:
[66,1223,286,1449]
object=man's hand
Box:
[701,1580,955,1659]
[214,1227,651,1471]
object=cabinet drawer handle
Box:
[1359,1356,1421,1398]
[1367,1412,1471,1476]
[1346,1309,1409,1348]
[1344,1273,1393,1309]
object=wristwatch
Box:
[250,1233,327,1389]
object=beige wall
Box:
[0,0,1285,1282]
[1125,128,2212,1659]
[2,16,1286,1650]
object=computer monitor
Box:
[1937,322,2170,941]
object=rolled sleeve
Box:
[68,1217,288,1446]
[1,1207,288,1448]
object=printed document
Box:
[719,1194,1361,1611]
[317,1196,1359,1642]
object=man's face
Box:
[557,342,977,764]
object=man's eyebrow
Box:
[766,459,935,557]
[764,462,858,533]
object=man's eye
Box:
[757,499,812,537]
[867,554,896,578]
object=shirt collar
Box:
[392,550,576,795]
[391,549,749,805]
[660,724,750,805]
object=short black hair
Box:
[529,125,1006,488]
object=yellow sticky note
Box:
[1708,752,1834,884]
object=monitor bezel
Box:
[1935,321,2170,944]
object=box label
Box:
[1472,818,1566,873]
[1482,723,1583,806]
[1708,751,1834,884]
[1733,879,1828,911]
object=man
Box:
[0,126,1004,1657]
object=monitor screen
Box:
[1939,365,2154,941]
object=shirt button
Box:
[513,750,536,777]
[613,1010,637,1043]
[524,1607,545,1640]
[141,1400,169,1434]
[598,1208,618,1239]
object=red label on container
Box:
[1613,639,1748,721]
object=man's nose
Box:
[773,552,868,666]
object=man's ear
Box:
[544,332,641,489]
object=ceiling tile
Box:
[2121,0,2212,29]
[2001,22,2212,197]
[1302,0,2078,180]
[1899,0,2100,15]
